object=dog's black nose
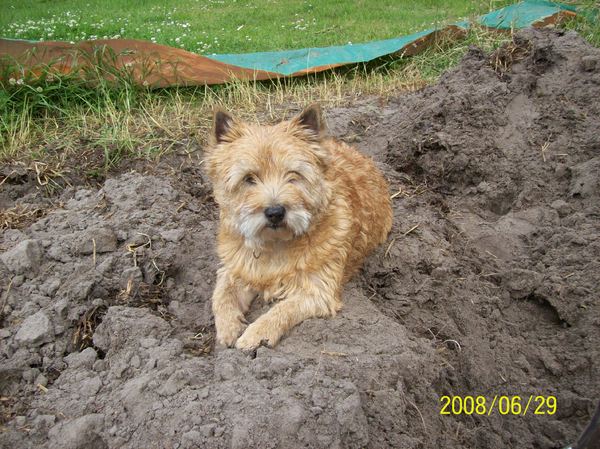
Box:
[264,205,286,224]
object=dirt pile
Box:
[1,29,599,448]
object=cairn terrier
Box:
[206,104,392,350]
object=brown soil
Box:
[1,29,599,449]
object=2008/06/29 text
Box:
[440,395,557,416]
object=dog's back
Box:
[324,137,393,281]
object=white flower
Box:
[36,86,43,92]
[16,78,24,85]
[8,77,16,85]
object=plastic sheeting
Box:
[0,1,578,87]
[209,1,577,74]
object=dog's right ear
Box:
[212,109,236,144]
[292,103,325,140]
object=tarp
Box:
[208,0,577,74]
[207,27,466,77]
[479,0,576,29]
[0,1,578,87]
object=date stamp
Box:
[440,395,557,416]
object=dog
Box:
[205,104,392,350]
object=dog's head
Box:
[205,104,332,248]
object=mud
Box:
[1,29,599,449]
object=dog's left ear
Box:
[212,108,237,145]
[292,103,325,140]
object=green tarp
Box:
[479,0,576,29]
[207,1,578,76]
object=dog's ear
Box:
[292,103,325,140]
[212,109,237,144]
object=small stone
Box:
[0,329,10,339]
[554,163,568,178]
[48,414,107,449]
[130,354,141,369]
[15,311,54,347]
[77,228,117,255]
[0,240,43,275]
[33,414,56,429]
[35,374,48,387]
[53,298,69,319]
[569,158,600,198]
[199,424,215,438]
[198,388,209,399]
[64,347,98,370]
[15,416,26,427]
[431,267,449,280]
[158,372,183,396]
[91,298,105,307]
[581,55,599,72]
[64,279,95,302]
[550,199,571,218]
[160,228,185,243]
[182,430,202,448]
[11,275,25,287]
[140,337,159,348]
[540,351,562,376]
[503,269,543,299]
[93,360,106,372]
[152,401,162,411]
[476,181,491,193]
[40,278,61,297]
[46,243,72,263]
[23,368,40,382]
[120,267,143,290]
[311,406,323,415]
[80,376,102,396]
[145,358,157,370]
[95,256,115,275]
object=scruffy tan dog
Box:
[206,104,392,350]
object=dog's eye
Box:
[288,171,302,183]
[244,174,256,185]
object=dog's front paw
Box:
[215,314,246,347]
[235,319,281,351]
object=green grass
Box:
[562,1,600,46]
[1,0,512,54]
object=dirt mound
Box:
[1,29,599,449]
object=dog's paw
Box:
[215,314,246,347]
[235,319,281,351]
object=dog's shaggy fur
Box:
[205,104,392,350]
